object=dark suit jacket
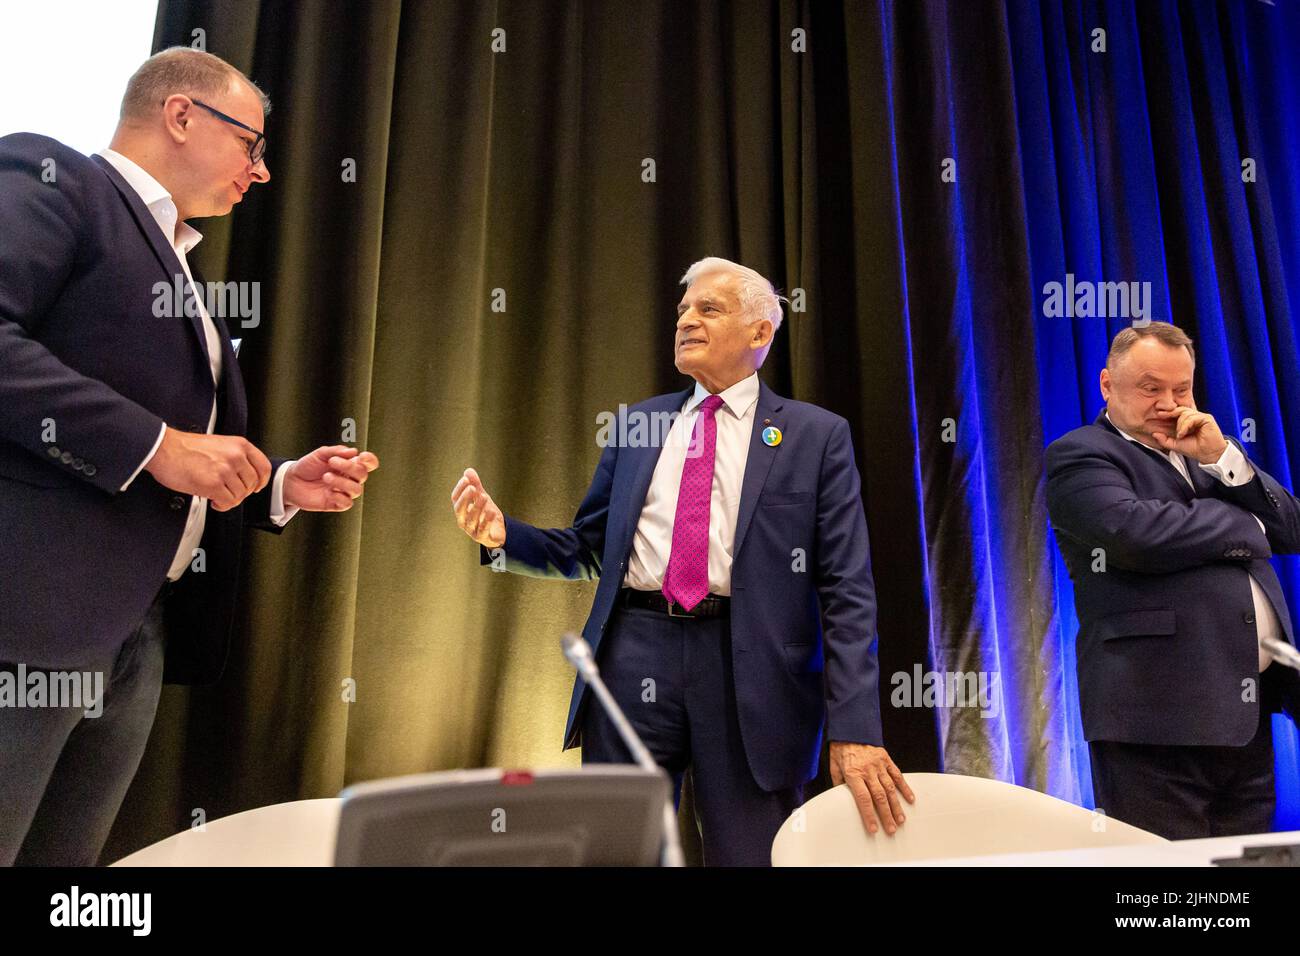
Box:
[0,133,283,684]
[480,380,883,792]
[1046,410,1300,746]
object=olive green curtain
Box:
[105,0,1062,861]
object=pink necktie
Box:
[662,394,725,611]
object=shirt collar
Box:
[685,372,761,420]
[97,148,203,255]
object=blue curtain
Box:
[1005,0,1300,824]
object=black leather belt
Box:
[619,588,730,619]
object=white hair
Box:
[679,257,785,334]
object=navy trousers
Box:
[1088,668,1281,839]
[579,603,802,866]
[0,588,167,866]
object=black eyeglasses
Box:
[192,99,266,165]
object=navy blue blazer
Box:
[481,380,883,792]
[1046,410,1300,746]
[0,133,283,684]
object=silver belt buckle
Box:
[666,600,692,618]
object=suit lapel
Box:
[732,380,785,561]
[1095,410,1194,498]
[1184,455,1213,496]
[189,261,238,373]
[189,262,246,432]
[614,387,694,558]
[1137,444,1194,496]
[92,154,214,373]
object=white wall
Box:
[0,0,159,154]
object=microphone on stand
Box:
[562,632,684,867]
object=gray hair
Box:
[1106,321,1195,369]
[680,257,785,334]
[121,47,271,121]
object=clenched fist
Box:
[451,467,506,548]
[144,426,271,511]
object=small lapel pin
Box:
[762,425,782,447]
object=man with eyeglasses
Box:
[0,46,379,865]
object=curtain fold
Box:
[105,0,1300,859]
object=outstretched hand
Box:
[283,445,379,512]
[451,467,507,547]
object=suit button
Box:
[170,495,187,511]
[47,446,60,458]
[1244,611,1256,625]
[60,451,73,465]
[72,457,84,469]
[84,464,97,477]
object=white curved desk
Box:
[111,796,1299,867]
[112,798,342,866]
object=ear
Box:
[750,318,774,351]
[1099,367,1111,401]
[162,94,194,145]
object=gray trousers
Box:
[0,589,166,866]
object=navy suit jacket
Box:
[480,380,883,792]
[0,133,283,684]
[1046,410,1300,746]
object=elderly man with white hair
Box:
[452,257,910,864]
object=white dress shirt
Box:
[97,149,297,582]
[623,372,761,596]
[1107,413,1278,671]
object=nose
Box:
[249,157,270,183]
[677,311,698,332]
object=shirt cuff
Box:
[1199,441,1255,487]
[121,422,167,492]
[270,459,301,526]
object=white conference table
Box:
[880,829,1300,866]
[113,798,342,867]
[110,797,1300,866]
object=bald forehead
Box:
[217,78,266,127]
[1111,338,1194,380]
